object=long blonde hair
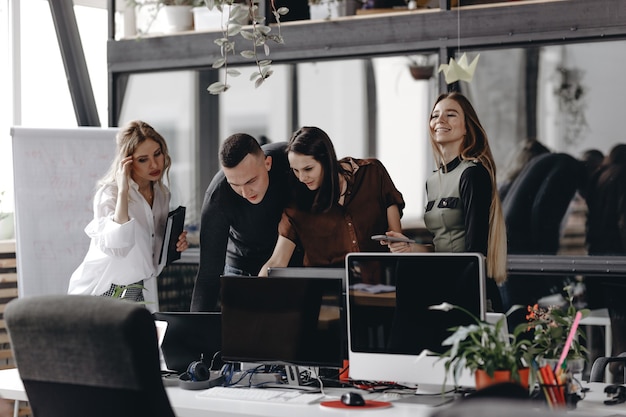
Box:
[430,92,507,284]
[99,120,171,192]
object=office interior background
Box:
[1,0,625,307]
[0,0,624,392]
[3,0,623,233]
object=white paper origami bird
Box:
[437,53,480,84]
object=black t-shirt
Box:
[190,142,290,311]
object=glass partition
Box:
[117,39,626,257]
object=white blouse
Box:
[68,179,170,298]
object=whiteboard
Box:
[11,127,117,298]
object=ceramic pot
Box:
[475,367,529,390]
[163,5,193,33]
[309,1,347,20]
[192,5,249,31]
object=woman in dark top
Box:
[385,92,506,312]
[258,126,405,273]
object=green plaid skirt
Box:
[99,280,145,302]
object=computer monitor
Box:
[345,252,486,387]
[220,276,345,369]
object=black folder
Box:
[160,206,185,266]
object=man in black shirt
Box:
[190,134,291,311]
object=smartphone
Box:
[371,234,416,243]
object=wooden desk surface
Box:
[350,290,396,308]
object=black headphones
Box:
[180,360,209,382]
[178,358,217,390]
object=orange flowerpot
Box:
[475,367,529,390]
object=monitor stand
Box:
[285,365,324,388]
[285,365,303,386]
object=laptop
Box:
[152,311,222,374]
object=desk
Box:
[0,368,624,417]
[0,368,429,417]
[350,290,396,308]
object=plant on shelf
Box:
[206,0,289,94]
[129,0,289,93]
[308,0,344,20]
[523,285,590,371]
[406,54,435,80]
[553,65,588,145]
[129,0,206,35]
[433,302,534,390]
[162,0,206,5]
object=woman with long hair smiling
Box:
[384,92,507,312]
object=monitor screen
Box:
[220,276,345,368]
[345,252,486,386]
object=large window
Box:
[1,1,111,234]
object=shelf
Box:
[108,0,626,74]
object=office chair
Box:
[501,153,584,326]
[589,352,626,383]
[4,295,175,417]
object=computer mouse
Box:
[341,391,366,406]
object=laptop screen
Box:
[152,312,222,374]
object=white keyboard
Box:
[197,386,325,404]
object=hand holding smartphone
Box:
[371,234,416,243]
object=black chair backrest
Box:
[589,352,626,383]
[502,153,584,254]
[5,295,175,417]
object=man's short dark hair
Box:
[220,133,264,168]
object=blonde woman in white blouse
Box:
[68,120,188,304]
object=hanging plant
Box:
[553,66,588,145]
[206,0,289,94]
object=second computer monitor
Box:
[345,252,486,386]
[220,275,345,368]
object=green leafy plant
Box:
[128,0,289,93]
[206,0,289,94]
[522,285,589,362]
[433,302,533,387]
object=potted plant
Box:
[522,285,590,374]
[129,0,289,92]
[406,54,435,80]
[161,0,205,32]
[308,0,345,20]
[193,0,249,31]
[432,302,534,390]
[129,0,206,34]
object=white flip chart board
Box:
[11,127,117,298]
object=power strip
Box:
[230,371,283,385]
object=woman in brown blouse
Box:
[258,126,405,274]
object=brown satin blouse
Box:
[279,157,405,267]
